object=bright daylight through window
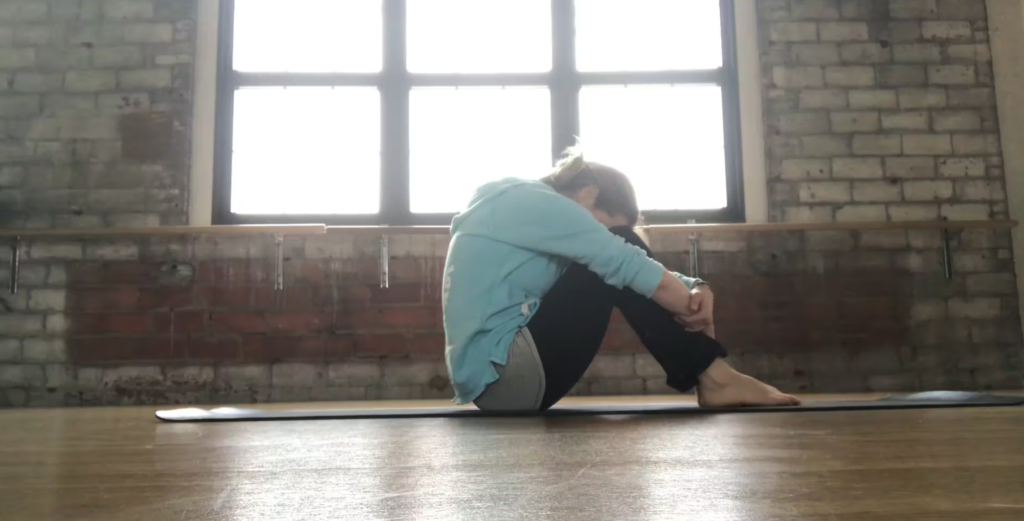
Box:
[216,0,740,225]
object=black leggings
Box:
[526,227,727,410]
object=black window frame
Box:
[213,0,744,226]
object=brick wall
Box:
[0,0,1022,406]
[761,0,1005,223]
[0,0,195,228]
[0,227,1020,406]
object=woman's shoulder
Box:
[453,178,558,233]
[476,177,548,193]
[466,178,552,207]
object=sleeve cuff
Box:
[672,272,704,290]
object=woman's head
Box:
[541,146,640,228]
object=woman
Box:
[441,148,799,411]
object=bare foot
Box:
[697,359,801,408]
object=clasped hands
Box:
[676,285,715,339]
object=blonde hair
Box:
[542,144,589,188]
[542,146,646,238]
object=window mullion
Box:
[381,0,410,225]
[719,0,745,222]
[551,0,579,160]
[212,0,237,224]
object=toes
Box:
[769,393,801,406]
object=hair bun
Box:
[543,145,587,188]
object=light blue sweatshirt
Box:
[441,178,700,405]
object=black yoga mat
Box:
[156,391,1024,422]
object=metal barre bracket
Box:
[8,237,19,295]
[273,235,284,291]
[379,235,389,289]
[688,220,701,279]
[941,226,953,281]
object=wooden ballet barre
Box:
[0,224,328,238]
[2,224,327,296]
[2,221,1016,296]
[644,220,1018,234]
[325,220,1017,236]
[326,226,451,236]
[2,221,1011,239]
[324,220,1017,286]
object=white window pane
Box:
[576,0,722,72]
[234,0,382,73]
[410,87,551,213]
[407,0,551,73]
[579,85,727,211]
[232,87,380,215]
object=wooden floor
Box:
[2,395,1023,521]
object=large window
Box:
[213,0,743,225]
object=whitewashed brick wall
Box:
[0,0,195,229]
[761,0,1004,223]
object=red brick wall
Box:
[0,228,1021,407]
[64,250,447,364]
[604,272,913,356]
[60,243,914,367]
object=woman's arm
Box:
[652,270,693,317]
[480,183,666,298]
